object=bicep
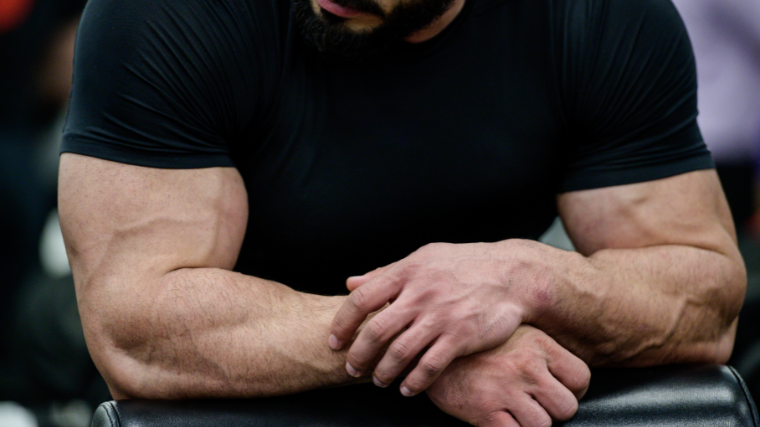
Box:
[58,153,248,288]
[557,170,737,258]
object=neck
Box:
[404,0,466,43]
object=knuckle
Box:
[483,410,501,423]
[397,261,422,280]
[417,243,438,253]
[562,357,592,394]
[476,408,504,427]
[346,352,368,369]
[528,331,551,350]
[517,357,545,385]
[420,354,445,378]
[365,317,389,342]
[372,274,396,289]
[350,287,370,311]
[534,414,552,427]
[485,402,506,414]
[389,341,411,361]
[373,369,393,385]
[414,242,446,258]
[556,397,579,421]
[578,365,592,388]
[331,317,346,332]
[422,361,442,377]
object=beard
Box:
[292,0,455,59]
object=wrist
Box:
[493,239,566,325]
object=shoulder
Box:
[64,0,289,168]
[548,0,688,46]
[550,0,684,23]
[75,0,288,107]
[78,0,281,56]
[548,0,711,192]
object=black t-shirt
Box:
[62,0,713,295]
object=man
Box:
[58,0,746,424]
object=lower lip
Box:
[317,0,366,18]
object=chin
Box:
[293,0,453,59]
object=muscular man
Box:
[58,0,746,424]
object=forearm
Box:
[84,267,361,399]
[330,172,743,394]
[523,241,745,366]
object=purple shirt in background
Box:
[671,0,760,165]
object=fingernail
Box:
[400,386,414,397]
[328,334,341,350]
[346,363,361,377]
[373,376,388,388]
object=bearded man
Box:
[58,0,746,424]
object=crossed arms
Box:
[58,153,745,426]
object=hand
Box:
[329,240,553,395]
[426,325,590,427]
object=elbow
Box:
[711,328,736,365]
[98,355,144,400]
[701,318,738,366]
[704,255,745,366]
[723,251,748,322]
[76,269,182,399]
[88,328,155,400]
[694,255,744,366]
[715,254,746,364]
[81,301,161,400]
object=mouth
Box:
[317,0,371,18]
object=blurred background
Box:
[1,0,109,425]
[0,0,758,426]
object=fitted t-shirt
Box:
[62,0,713,295]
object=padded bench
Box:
[92,364,758,426]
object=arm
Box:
[59,153,366,400]
[330,169,745,395]
[543,168,744,365]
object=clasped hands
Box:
[329,241,590,427]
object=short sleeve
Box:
[62,0,267,168]
[557,0,714,192]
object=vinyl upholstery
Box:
[91,365,759,427]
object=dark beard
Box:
[292,0,455,59]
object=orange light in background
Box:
[0,0,35,33]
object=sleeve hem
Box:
[60,136,236,169]
[559,154,715,193]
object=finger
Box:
[371,322,441,387]
[545,344,591,399]
[479,411,519,427]
[330,275,401,350]
[400,334,462,396]
[344,306,416,377]
[346,263,397,292]
[507,396,552,427]
[531,375,579,421]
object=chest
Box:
[229,24,568,291]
